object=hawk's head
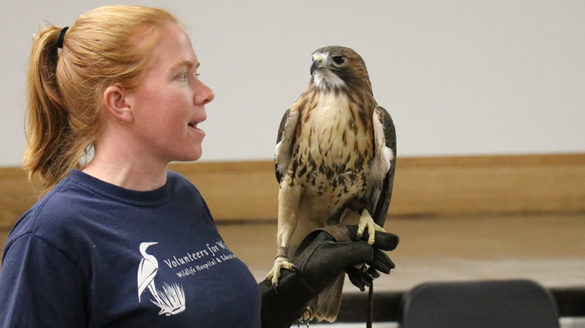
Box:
[309,46,373,95]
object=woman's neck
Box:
[82,135,169,191]
[82,159,168,191]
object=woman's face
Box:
[125,23,214,164]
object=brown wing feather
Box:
[372,106,396,227]
[274,108,291,182]
[274,108,300,183]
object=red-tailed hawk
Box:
[267,46,396,322]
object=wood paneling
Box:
[174,153,585,220]
[170,161,278,221]
[390,154,585,217]
[0,168,41,230]
[1,154,584,229]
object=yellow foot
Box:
[266,256,295,286]
[357,209,385,245]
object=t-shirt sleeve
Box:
[0,233,88,327]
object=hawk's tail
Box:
[310,272,345,322]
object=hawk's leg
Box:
[357,209,385,245]
[266,180,301,285]
[266,247,295,286]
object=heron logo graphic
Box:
[137,242,186,316]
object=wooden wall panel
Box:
[0,168,41,229]
[1,154,584,228]
[390,154,585,217]
[170,161,279,221]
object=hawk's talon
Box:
[266,256,295,286]
[357,209,386,245]
[299,306,314,323]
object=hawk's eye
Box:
[332,56,345,66]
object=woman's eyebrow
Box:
[170,60,201,72]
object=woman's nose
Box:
[195,80,215,106]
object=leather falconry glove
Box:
[259,225,399,328]
[344,225,395,292]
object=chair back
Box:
[401,280,560,328]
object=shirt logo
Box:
[137,242,186,316]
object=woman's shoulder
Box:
[166,170,214,220]
[167,170,202,195]
[8,176,91,244]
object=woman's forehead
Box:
[145,23,198,73]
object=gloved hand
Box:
[259,225,398,328]
[344,225,396,292]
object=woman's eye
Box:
[332,56,345,65]
[177,71,200,82]
[178,72,190,81]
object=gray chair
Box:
[401,280,560,328]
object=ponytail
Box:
[24,26,79,192]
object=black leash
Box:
[367,282,374,328]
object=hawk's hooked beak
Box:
[310,56,324,75]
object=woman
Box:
[0,5,397,327]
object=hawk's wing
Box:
[371,106,396,228]
[274,108,300,183]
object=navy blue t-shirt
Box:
[0,170,261,327]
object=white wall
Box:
[1,0,584,166]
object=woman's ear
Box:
[103,85,134,123]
